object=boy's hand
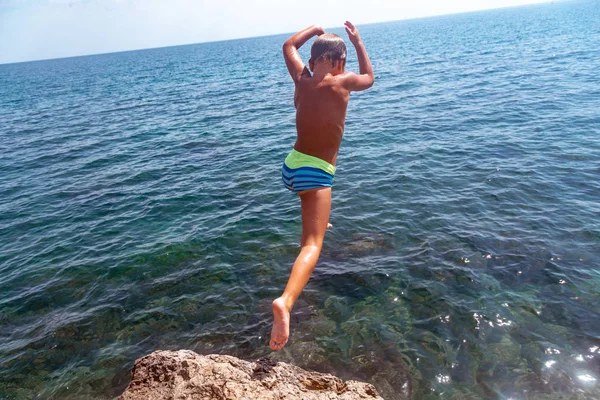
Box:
[283,24,325,83]
[344,21,361,44]
[313,25,326,36]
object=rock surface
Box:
[119,350,384,400]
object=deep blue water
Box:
[1,1,599,399]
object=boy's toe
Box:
[270,339,286,351]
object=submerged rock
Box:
[346,233,390,254]
[326,232,393,259]
[119,350,383,400]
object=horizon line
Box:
[0,0,556,66]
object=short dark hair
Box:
[310,33,347,64]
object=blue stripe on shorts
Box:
[281,162,334,193]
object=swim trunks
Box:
[282,149,336,193]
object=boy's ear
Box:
[308,58,314,72]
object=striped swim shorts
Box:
[281,149,336,194]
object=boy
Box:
[270,21,374,351]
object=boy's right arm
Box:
[341,21,374,91]
[283,25,325,83]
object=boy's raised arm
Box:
[342,21,374,91]
[283,25,325,83]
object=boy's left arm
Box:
[340,21,374,92]
[283,25,325,83]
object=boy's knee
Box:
[300,243,322,254]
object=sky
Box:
[0,0,554,64]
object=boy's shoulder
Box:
[298,72,357,89]
[296,77,349,99]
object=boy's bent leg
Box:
[270,187,332,351]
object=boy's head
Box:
[309,33,346,74]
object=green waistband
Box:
[285,149,336,175]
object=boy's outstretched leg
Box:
[270,187,332,351]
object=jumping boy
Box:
[270,21,374,351]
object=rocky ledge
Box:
[119,350,383,400]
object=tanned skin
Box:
[270,21,374,351]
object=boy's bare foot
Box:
[327,223,333,229]
[270,297,290,351]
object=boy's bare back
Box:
[294,74,349,164]
[283,22,374,166]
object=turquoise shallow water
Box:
[1,1,600,399]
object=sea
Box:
[1,1,599,399]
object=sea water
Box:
[1,1,599,398]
